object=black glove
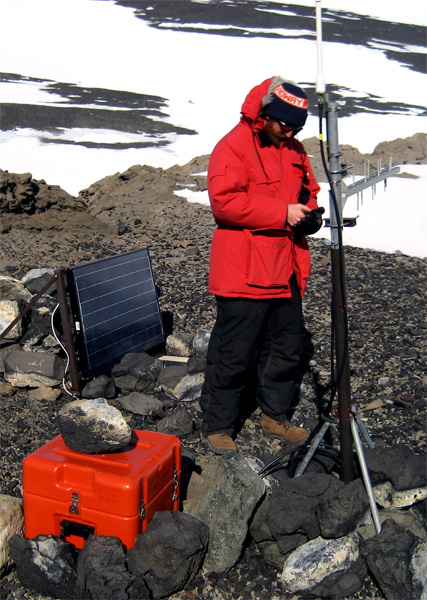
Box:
[291,207,325,236]
[298,185,311,205]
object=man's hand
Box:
[286,203,311,227]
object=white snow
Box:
[0,0,425,257]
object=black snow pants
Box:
[200,275,303,436]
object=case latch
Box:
[172,464,179,502]
[69,492,79,515]
[140,497,146,520]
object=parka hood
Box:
[240,77,272,130]
[240,76,289,129]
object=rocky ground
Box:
[0,133,426,600]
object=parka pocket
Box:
[291,162,308,187]
[245,229,293,288]
[247,167,281,186]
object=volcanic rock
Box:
[0,496,24,576]
[360,518,423,600]
[111,352,163,381]
[315,478,370,538]
[127,511,209,599]
[19,268,56,296]
[281,533,363,598]
[156,409,194,438]
[155,364,205,402]
[75,535,150,600]
[9,534,77,600]
[81,374,116,399]
[184,454,265,572]
[192,329,211,357]
[57,398,132,453]
[3,350,65,387]
[119,391,164,416]
[0,276,31,302]
[166,332,195,357]
[364,444,427,490]
[0,301,24,341]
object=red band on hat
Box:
[273,85,308,109]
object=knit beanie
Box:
[263,80,308,127]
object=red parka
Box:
[207,77,320,299]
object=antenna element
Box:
[315,0,326,94]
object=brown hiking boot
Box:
[206,434,238,456]
[261,412,309,443]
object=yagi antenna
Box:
[315,0,326,94]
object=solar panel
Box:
[67,248,164,378]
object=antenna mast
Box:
[313,1,399,484]
[315,0,354,483]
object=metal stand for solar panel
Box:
[0,275,59,343]
[0,269,82,395]
[55,268,82,394]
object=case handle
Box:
[60,519,95,542]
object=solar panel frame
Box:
[67,248,164,379]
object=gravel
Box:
[0,148,426,599]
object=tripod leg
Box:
[294,421,330,477]
[354,412,375,449]
[350,413,382,534]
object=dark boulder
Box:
[267,472,344,540]
[364,444,427,490]
[9,534,77,599]
[127,510,208,599]
[316,478,370,538]
[309,555,368,600]
[81,374,116,399]
[156,409,194,438]
[76,535,150,599]
[360,518,423,600]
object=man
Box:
[200,76,321,456]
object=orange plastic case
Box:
[23,430,181,549]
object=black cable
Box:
[287,446,341,478]
[258,443,307,477]
[317,96,350,415]
[259,444,341,478]
[258,97,351,480]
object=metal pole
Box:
[326,102,354,483]
[294,421,330,477]
[350,413,382,533]
[0,274,58,342]
[354,410,376,449]
[55,269,81,395]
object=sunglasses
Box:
[276,119,303,134]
